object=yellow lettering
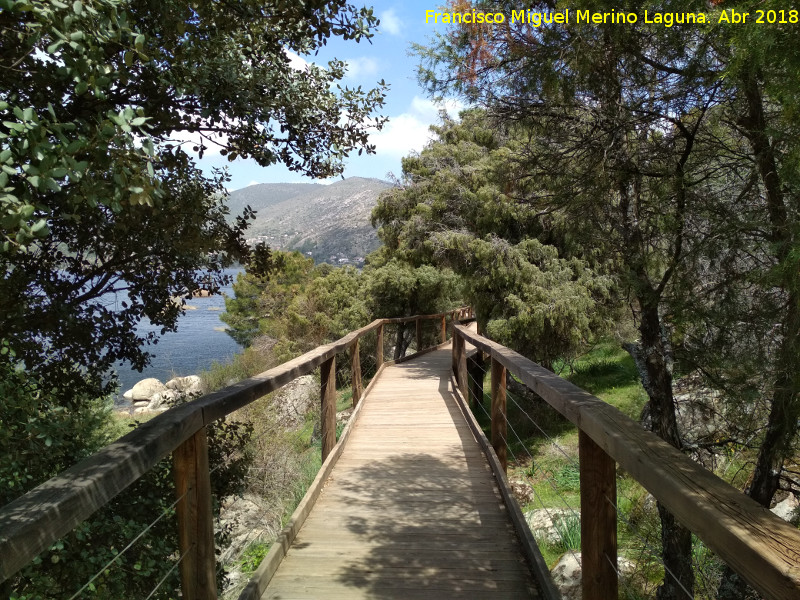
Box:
[511,9,524,23]
[576,9,589,22]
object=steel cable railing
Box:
[452,323,798,600]
[464,360,702,598]
[66,483,189,599]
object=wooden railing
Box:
[452,324,800,600]
[0,307,471,600]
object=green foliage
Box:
[364,258,462,318]
[372,111,619,367]
[0,0,387,399]
[551,514,581,553]
[7,389,252,599]
[239,541,270,574]
[0,364,111,508]
[223,250,463,363]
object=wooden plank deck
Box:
[259,348,540,599]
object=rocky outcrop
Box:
[772,494,800,525]
[124,378,166,401]
[551,552,635,600]
[273,375,316,428]
[510,479,536,505]
[121,374,206,414]
[525,508,575,546]
[165,375,204,396]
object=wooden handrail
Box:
[452,324,800,600]
[0,308,471,589]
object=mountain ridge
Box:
[228,177,393,264]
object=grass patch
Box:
[559,342,647,419]
[238,541,270,574]
[201,347,275,392]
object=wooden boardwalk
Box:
[259,348,539,599]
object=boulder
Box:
[147,390,178,412]
[551,552,582,600]
[525,508,574,546]
[273,375,316,427]
[510,479,536,505]
[166,375,204,396]
[551,552,635,600]
[772,494,800,525]
[128,378,166,401]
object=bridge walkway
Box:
[257,348,541,599]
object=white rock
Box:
[147,390,178,411]
[772,495,800,524]
[273,375,316,427]
[130,378,166,401]
[525,508,574,546]
[552,553,582,600]
[166,375,204,396]
[551,551,635,600]
[123,389,134,400]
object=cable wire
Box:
[68,487,189,600]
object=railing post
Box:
[173,427,217,600]
[376,323,384,369]
[580,430,617,600]
[490,357,507,473]
[415,317,422,352]
[321,356,336,462]
[440,315,447,344]
[350,339,362,407]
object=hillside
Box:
[228,177,393,264]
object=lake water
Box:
[112,269,242,401]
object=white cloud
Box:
[380,9,403,36]
[371,96,467,157]
[284,49,309,71]
[345,56,379,80]
[410,96,467,121]
[169,127,229,157]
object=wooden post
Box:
[440,316,447,344]
[415,317,422,352]
[490,357,508,473]
[350,339,362,407]
[376,323,384,369]
[580,430,617,600]
[320,356,336,462]
[173,427,217,600]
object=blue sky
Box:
[188,1,460,190]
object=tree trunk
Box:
[717,67,800,600]
[393,322,409,359]
[627,302,695,600]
